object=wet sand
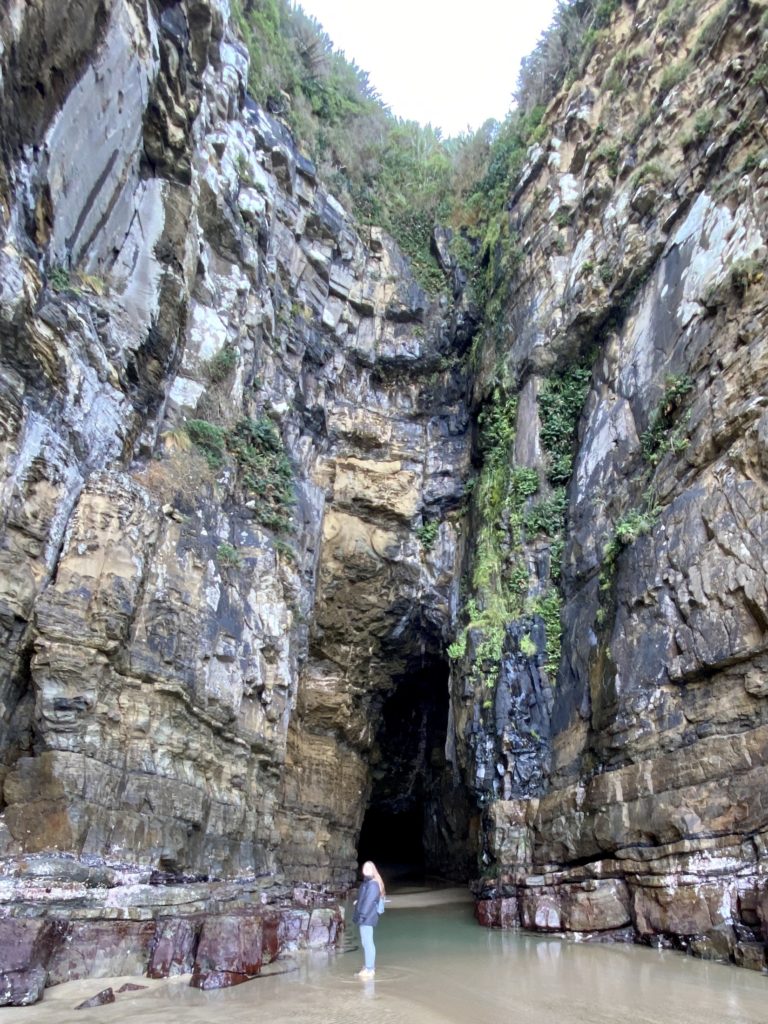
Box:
[5,887,766,1024]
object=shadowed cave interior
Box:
[356,655,475,884]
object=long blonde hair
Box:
[362,860,386,896]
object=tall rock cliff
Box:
[0,0,766,993]
[0,0,471,887]
[465,0,768,970]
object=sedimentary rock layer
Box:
[0,0,470,895]
[0,867,342,1005]
[469,0,768,972]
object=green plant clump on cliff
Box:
[538,365,593,485]
[415,519,440,551]
[49,265,72,292]
[640,373,694,465]
[657,60,691,101]
[526,590,563,674]
[523,488,568,538]
[185,416,294,532]
[185,419,227,469]
[204,345,238,385]
[217,542,242,569]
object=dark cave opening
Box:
[358,804,425,868]
[356,656,474,883]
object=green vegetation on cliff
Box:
[231,0,623,294]
[230,0,453,289]
[231,0,662,684]
[449,365,587,687]
[448,382,527,687]
[186,416,294,533]
[539,366,593,485]
[641,373,694,465]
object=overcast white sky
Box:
[296,0,561,136]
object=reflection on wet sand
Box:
[4,887,766,1024]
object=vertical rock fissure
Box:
[0,640,35,811]
[358,649,475,883]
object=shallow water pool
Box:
[6,887,767,1024]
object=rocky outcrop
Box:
[0,867,342,1005]
[469,0,768,972]
[0,0,470,888]
[0,0,471,1002]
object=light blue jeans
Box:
[359,924,376,970]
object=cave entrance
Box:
[357,656,473,884]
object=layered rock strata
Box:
[0,0,470,1003]
[468,0,768,972]
[0,0,469,883]
[0,865,342,1005]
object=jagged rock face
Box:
[0,0,471,883]
[0,0,767,977]
[471,0,768,967]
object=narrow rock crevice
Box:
[358,651,474,882]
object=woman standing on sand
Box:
[352,860,385,979]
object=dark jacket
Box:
[352,878,381,926]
